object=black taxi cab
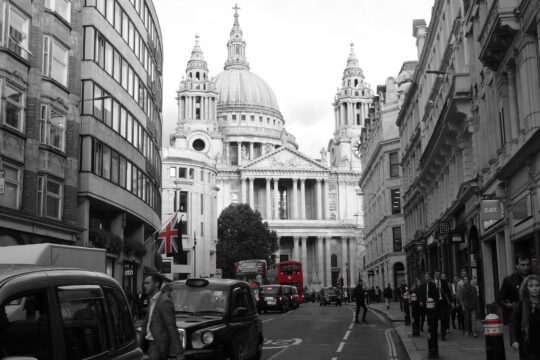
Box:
[0,265,142,360]
[159,278,263,360]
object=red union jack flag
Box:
[158,213,180,256]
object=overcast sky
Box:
[154,0,434,159]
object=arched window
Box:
[189,72,192,78]
[196,72,200,80]
[356,103,361,109]
[356,114,361,125]
[354,79,358,87]
[347,80,351,87]
[331,254,338,268]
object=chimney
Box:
[413,19,428,59]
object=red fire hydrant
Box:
[483,313,505,360]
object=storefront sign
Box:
[513,196,531,222]
[481,200,502,221]
[439,222,450,234]
[451,232,464,243]
[123,263,134,277]
[161,260,172,274]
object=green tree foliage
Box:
[217,203,279,278]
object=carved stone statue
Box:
[265,143,274,153]
[320,147,328,162]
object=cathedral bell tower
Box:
[329,43,373,169]
[172,35,221,157]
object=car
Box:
[291,286,300,309]
[319,287,342,306]
[304,289,316,303]
[257,284,292,313]
[0,265,142,360]
[149,278,263,360]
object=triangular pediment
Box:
[241,147,329,171]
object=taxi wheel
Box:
[251,336,263,360]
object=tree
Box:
[217,203,279,278]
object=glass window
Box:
[169,167,176,178]
[389,152,399,178]
[37,176,62,219]
[126,162,132,191]
[82,80,93,115]
[102,145,111,180]
[179,167,186,178]
[105,41,113,74]
[47,38,69,86]
[105,0,114,24]
[120,107,127,137]
[392,226,402,252]
[119,157,126,187]
[4,83,25,131]
[0,291,52,359]
[111,151,119,184]
[45,0,71,22]
[112,101,119,132]
[0,162,21,209]
[102,287,135,348]
[391,189,401,215]
[113,49,121,82]
[48,107,66,151]
[7,6,30,59]
[57,286,108,359]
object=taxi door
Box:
[230,286,260,359]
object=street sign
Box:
[0,169,5,195]
[439,222,450,234]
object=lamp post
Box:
[193,231,197,278]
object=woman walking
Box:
[458,274,478,336]
[510,274,540,360]
[383,284,393,309]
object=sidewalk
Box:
[368,301,519,360]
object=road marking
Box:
[331,357,337,360]
[262,318,274,323]
[336,341,345,353]
[343,330,350,340]
[267,346,289,360]
[369,308,387,323]
[385,329,397,360]
[263,338,302,349]
[348,323,353,330]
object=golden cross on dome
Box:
[233,3,241,15]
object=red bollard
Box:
[483,314,505,360]
[426,298,439,359]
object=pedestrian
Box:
[140,273,184,360]
[138,288,149,320]
[434,271,451,340]
[376,286,382,303]
[410,277,425,333]
[451,275,464,331]
[499,254,532,325]
[510,274,540,360]
[419,273,437,332]
[353,279,368,323]
[458,274,478,337]
[383,284,393,310]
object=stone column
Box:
[325,237,332,286]
[507,67,520,148]
[249,142,254,160]
[179,96,184,122]
[316,178,323,220]
[241,178,247,204]
[292,178,298,219]
[248,177,255,209]
[323,179,330,220]
[265,178,271,219]
[273,178,280,219]
[341,237,347,286]
[293,236,300,261]
[301,237,308,285]
[300,179,306,219]
[317,236,324,285]
[262,143,266,156]
[519,35,540,132]
[237,141,242,165]
[350,238,357,284]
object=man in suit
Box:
[141,273,184,360]
[434,271,452,340]
[353,279,368,323]
[498,254,531,326]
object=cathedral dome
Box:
[214,69,280,112]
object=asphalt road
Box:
[259,301,407,360]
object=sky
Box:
[154,0,434,159]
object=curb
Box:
[369,306,423,360]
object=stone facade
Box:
[162,10,366,289]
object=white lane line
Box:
[331,357,338,360]
[348,323,354,330]
[336,341,345,353]
[267,346,289,360]
[385,329,397,360]
[343,330,351,340]
[262,318,274,323]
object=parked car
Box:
[319,287,342,306]
[257,284,292,313]
[304,289,316,303]
[0,265,142,360]
[286,285,300,309]
[141,278,263,360]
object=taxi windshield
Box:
[168,285,228,316]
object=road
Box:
[260,301,407,360]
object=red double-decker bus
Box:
[267,260,304,302]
